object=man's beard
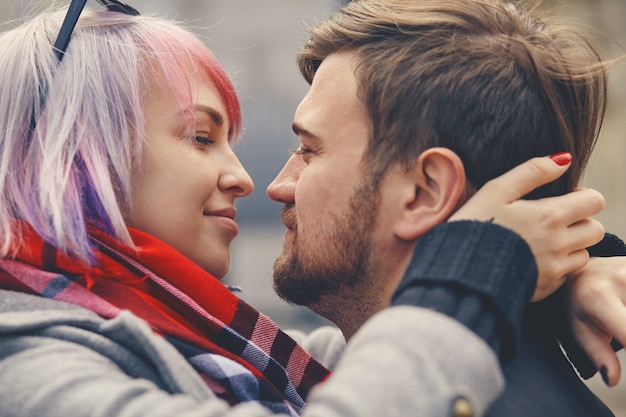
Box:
[272,180,379,309]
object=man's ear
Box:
[394,147,466,240]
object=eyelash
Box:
[290,145,311,155]
[193,136,215,146]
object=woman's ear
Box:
[394,147,467,240]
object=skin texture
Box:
[268,51,462,338]
[267,50,607,342]
[567,257,626,386]
[269,52,403,336]
[127,70,253,279]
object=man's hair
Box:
[298,0,607,197]
[0,6,240,263]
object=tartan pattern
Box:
[0,223,331,414]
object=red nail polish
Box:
[550,152,572,166]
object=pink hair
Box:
[0,7,242,263]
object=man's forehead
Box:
[294,53,365,134]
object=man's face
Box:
[267,51,401,313]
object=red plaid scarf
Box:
[0,223,330,413]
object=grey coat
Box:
[0,290,502,417]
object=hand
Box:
[567,256,626,387]
[449,154,605,301]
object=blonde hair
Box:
[0,6,241,263]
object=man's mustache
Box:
[280,205,298,231]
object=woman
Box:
[0,1,617,417]
[0,2,329,416]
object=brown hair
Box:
[298,0,608,198]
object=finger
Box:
[531,273,566,301]
[592,310,626,373]
[605,357,622,387]
[575,323,620,386]
[556,248,591,279]
[577,296,626,386]
[541,188,605,226]
[482,155,571,203]
[565,218,606,253]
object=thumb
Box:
[486,153,572,203]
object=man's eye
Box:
[290,146,311,155]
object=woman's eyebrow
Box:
[194,104,224,126]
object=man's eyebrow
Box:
[292,121,319,141]
[194,104,224,126]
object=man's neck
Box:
[320,247,413,340]
[309,293,384,340]
[309,271,404,340]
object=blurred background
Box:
[1,0,625,414]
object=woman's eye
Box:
[194,136,214,146]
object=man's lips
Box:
[280,206,297,230]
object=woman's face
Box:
[128,70,253,279]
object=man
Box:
[0,2,613,417]
[268,0,619,415]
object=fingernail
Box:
[549,152,572,166]
[600,366,609,386]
